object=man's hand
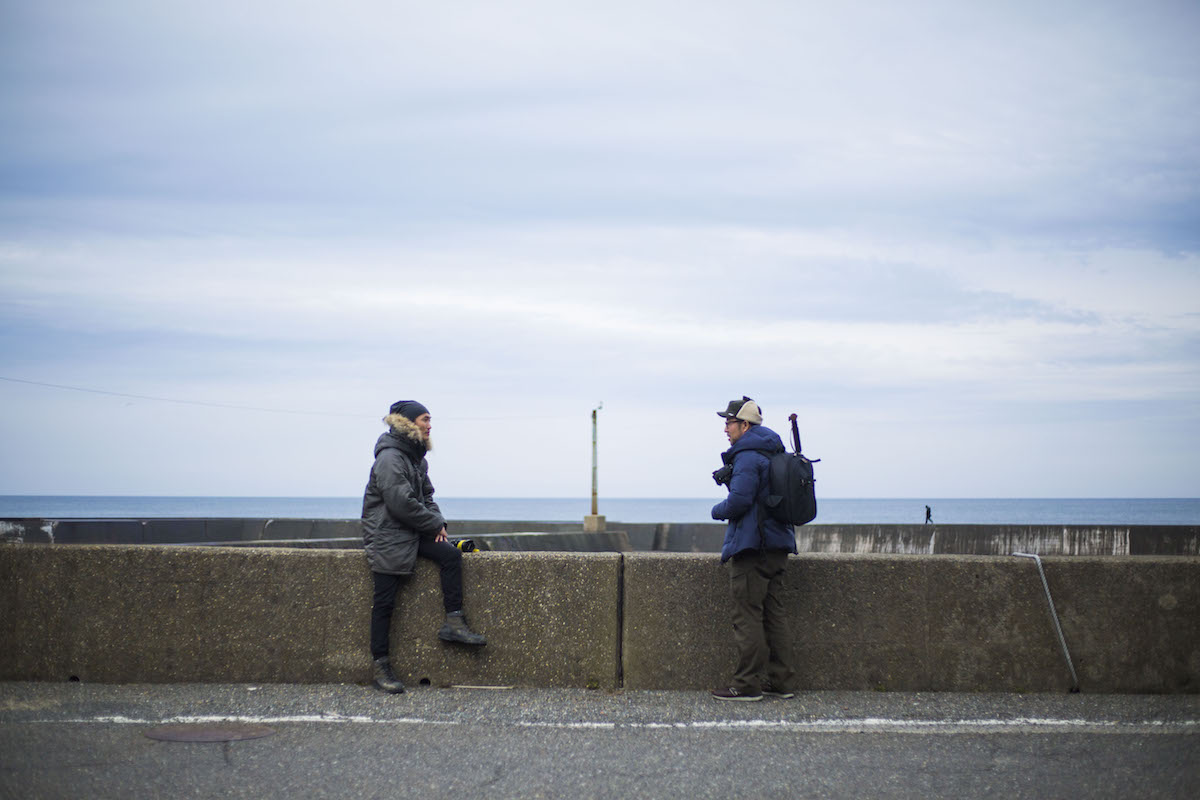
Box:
[435,527,448,543]
[712,464,733,486]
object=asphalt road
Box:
[2,682,1197,799]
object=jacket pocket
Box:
[372,529,419,575]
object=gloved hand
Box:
[712,464,733,486]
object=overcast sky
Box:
[2,0,1197,500]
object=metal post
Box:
[591,403,601,515]
[584,403,605,532]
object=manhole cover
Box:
[144,723,276,742]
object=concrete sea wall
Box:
[0,544,619,690]
[3,518,1198,555]
[622,553,1199,693]
[2,543,1197,693]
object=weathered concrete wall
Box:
[762,524,1198,556]
[4,518,1197,555]
[456,531,633,552]
[451,520,660,552]
[0,544,361,684]
[2,544,1197,693]
[0,518,364,545]
[0,545,621,689]
[796,525,1153,555]
[623,553,1200,693]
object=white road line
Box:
[18,715,1200,735]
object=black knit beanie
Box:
[388,400,430,420]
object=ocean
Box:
[1,496,1197,525]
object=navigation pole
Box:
[584,402,605,533]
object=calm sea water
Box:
[1,496,1197,525]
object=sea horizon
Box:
[1,495,1197,525]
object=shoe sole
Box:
[712,694,763,702]
[762,691,795,699]
[438,633,487,646]
[373,683,405,694]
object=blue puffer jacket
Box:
[711,424,798,562]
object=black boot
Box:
[437,610,487,646]
[372,657,405,694]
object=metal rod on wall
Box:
[1013,552,1081,692]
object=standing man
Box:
[361,399,486,695]
[710,396,798,702]
[925,505,933,524]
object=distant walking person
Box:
[925,505,933,524]
[361,399,486,694]
[709,396,798,702]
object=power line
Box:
[0,376,580,421]
[0,376,368,418]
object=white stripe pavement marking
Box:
[518,718,1199,734]
[22,714,1200,734]
[36,714,456,726]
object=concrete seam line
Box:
[21,716,1200,735]
[616,553,625,689]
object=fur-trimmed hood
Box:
[378,413,432,456]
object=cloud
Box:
[4,2,1198,244]
[3,226,1193,406]
[1,1,1197,498]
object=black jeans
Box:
[370,538,463,660]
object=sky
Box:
[1,0,1197,500]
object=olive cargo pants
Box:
[728,549,796,693]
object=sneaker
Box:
[762,685,795,699]
[711,686,763,702]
